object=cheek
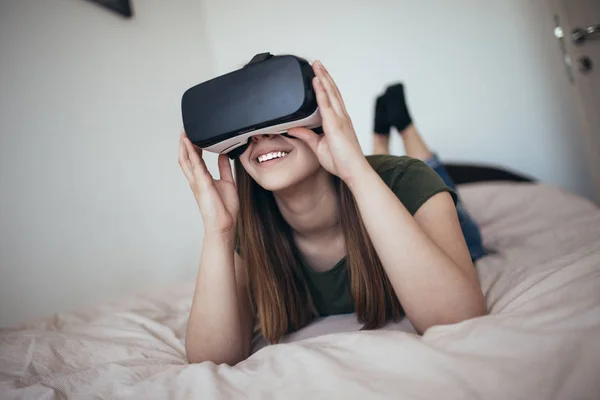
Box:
[295,149,321,175]
[238,154,260,183]
[275,149,321,186]
[239,152,252,171]
[294,141,320,170]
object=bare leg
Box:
[400,124,433,161]
[373,133,390,155]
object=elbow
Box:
[186,343,249,366]
[444,292,488,325]
[415,295,488,334]
[185,350,214,365]
[452,302,487,325]
[468,288,488,319]
[186,351,243,366]
[442,281,488,323]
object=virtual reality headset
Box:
[181,52,322,159]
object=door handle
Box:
[578,56,593,74]
[572,24,600,45]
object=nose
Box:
[251,134,274,143]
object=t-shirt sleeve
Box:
[390,159,457,216]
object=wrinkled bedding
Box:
[1,182,600,399]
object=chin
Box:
[257,175,303,192]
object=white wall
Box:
[0,0,214,326]
[200,0,595,200]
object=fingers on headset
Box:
[182,135,201,167]
[317,62,342,101]
[313,61,346,116]
[178,132,194,180]
[178,132,188,164]
[313,77,334,118]
[218,154,234,183]
[183,135,212,184]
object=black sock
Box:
[384,83,412,133]
[373,95,391,135]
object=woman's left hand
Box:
[288,61,369,185]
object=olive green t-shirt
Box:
[238,154,457,317]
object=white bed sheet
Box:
[1,182,600,399]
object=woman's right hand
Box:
[178,131,239,236]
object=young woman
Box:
[178,60,487,365]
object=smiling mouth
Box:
[257,151,289,164]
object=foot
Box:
[384,83,413,133]
[373,95,391,135]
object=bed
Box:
[1,166,600,399]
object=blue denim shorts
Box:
[424,154,487,261]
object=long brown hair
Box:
[234,160,403,344]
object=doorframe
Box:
[547,0,600,203]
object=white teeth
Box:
[257,151,288,163]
